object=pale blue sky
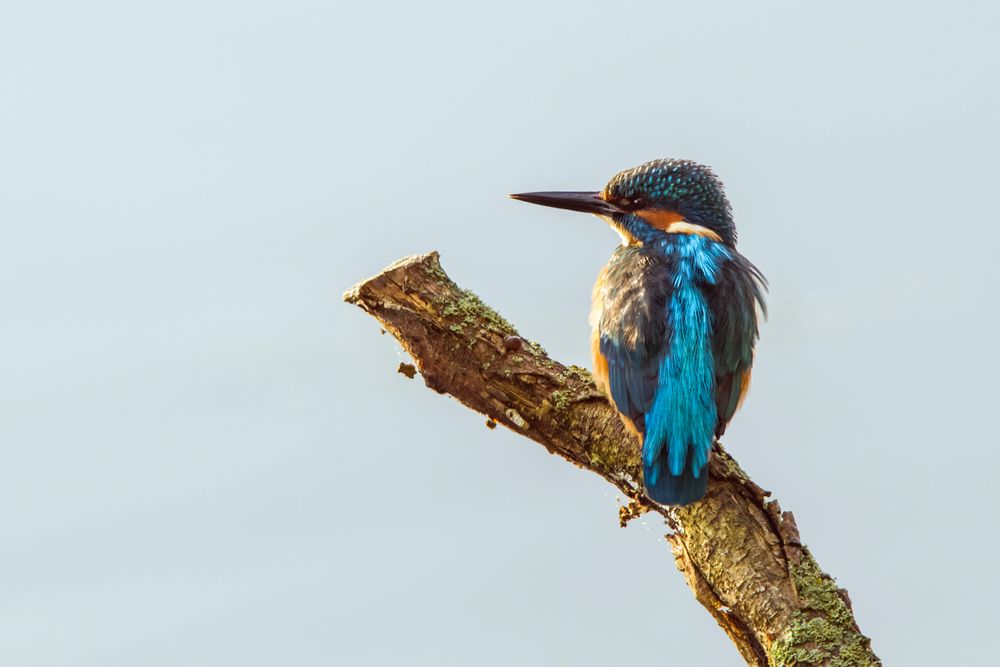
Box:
[2,1,998,665]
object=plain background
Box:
[3,1,998,665]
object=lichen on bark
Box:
[769,555,879,666]
[345,251,880,667]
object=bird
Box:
[510,158,766,506]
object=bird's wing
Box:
[594,251,673,433]
[706,252,767,435]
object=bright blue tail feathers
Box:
[639,239,720,507]
[644,455,708,506]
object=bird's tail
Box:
[643,454,708,506]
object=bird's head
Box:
[511,158,737,247]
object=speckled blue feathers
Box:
[603,158,738,246]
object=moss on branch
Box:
[345,251,880,667]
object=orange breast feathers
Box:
[737,367,753,410]
[589,265,610,396]
[589,267,642,439]
[590,325,609,396]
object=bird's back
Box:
[591,235,764,505]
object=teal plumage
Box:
[512,158,766,506]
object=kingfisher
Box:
[511,158,766,506]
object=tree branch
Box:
[344,251,880,667]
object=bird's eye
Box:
[609,194,645,210]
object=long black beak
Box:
[509,191,623,216]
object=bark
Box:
[344,251,881,667]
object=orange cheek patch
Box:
[635,210,723,242]
[635,209,685,231]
